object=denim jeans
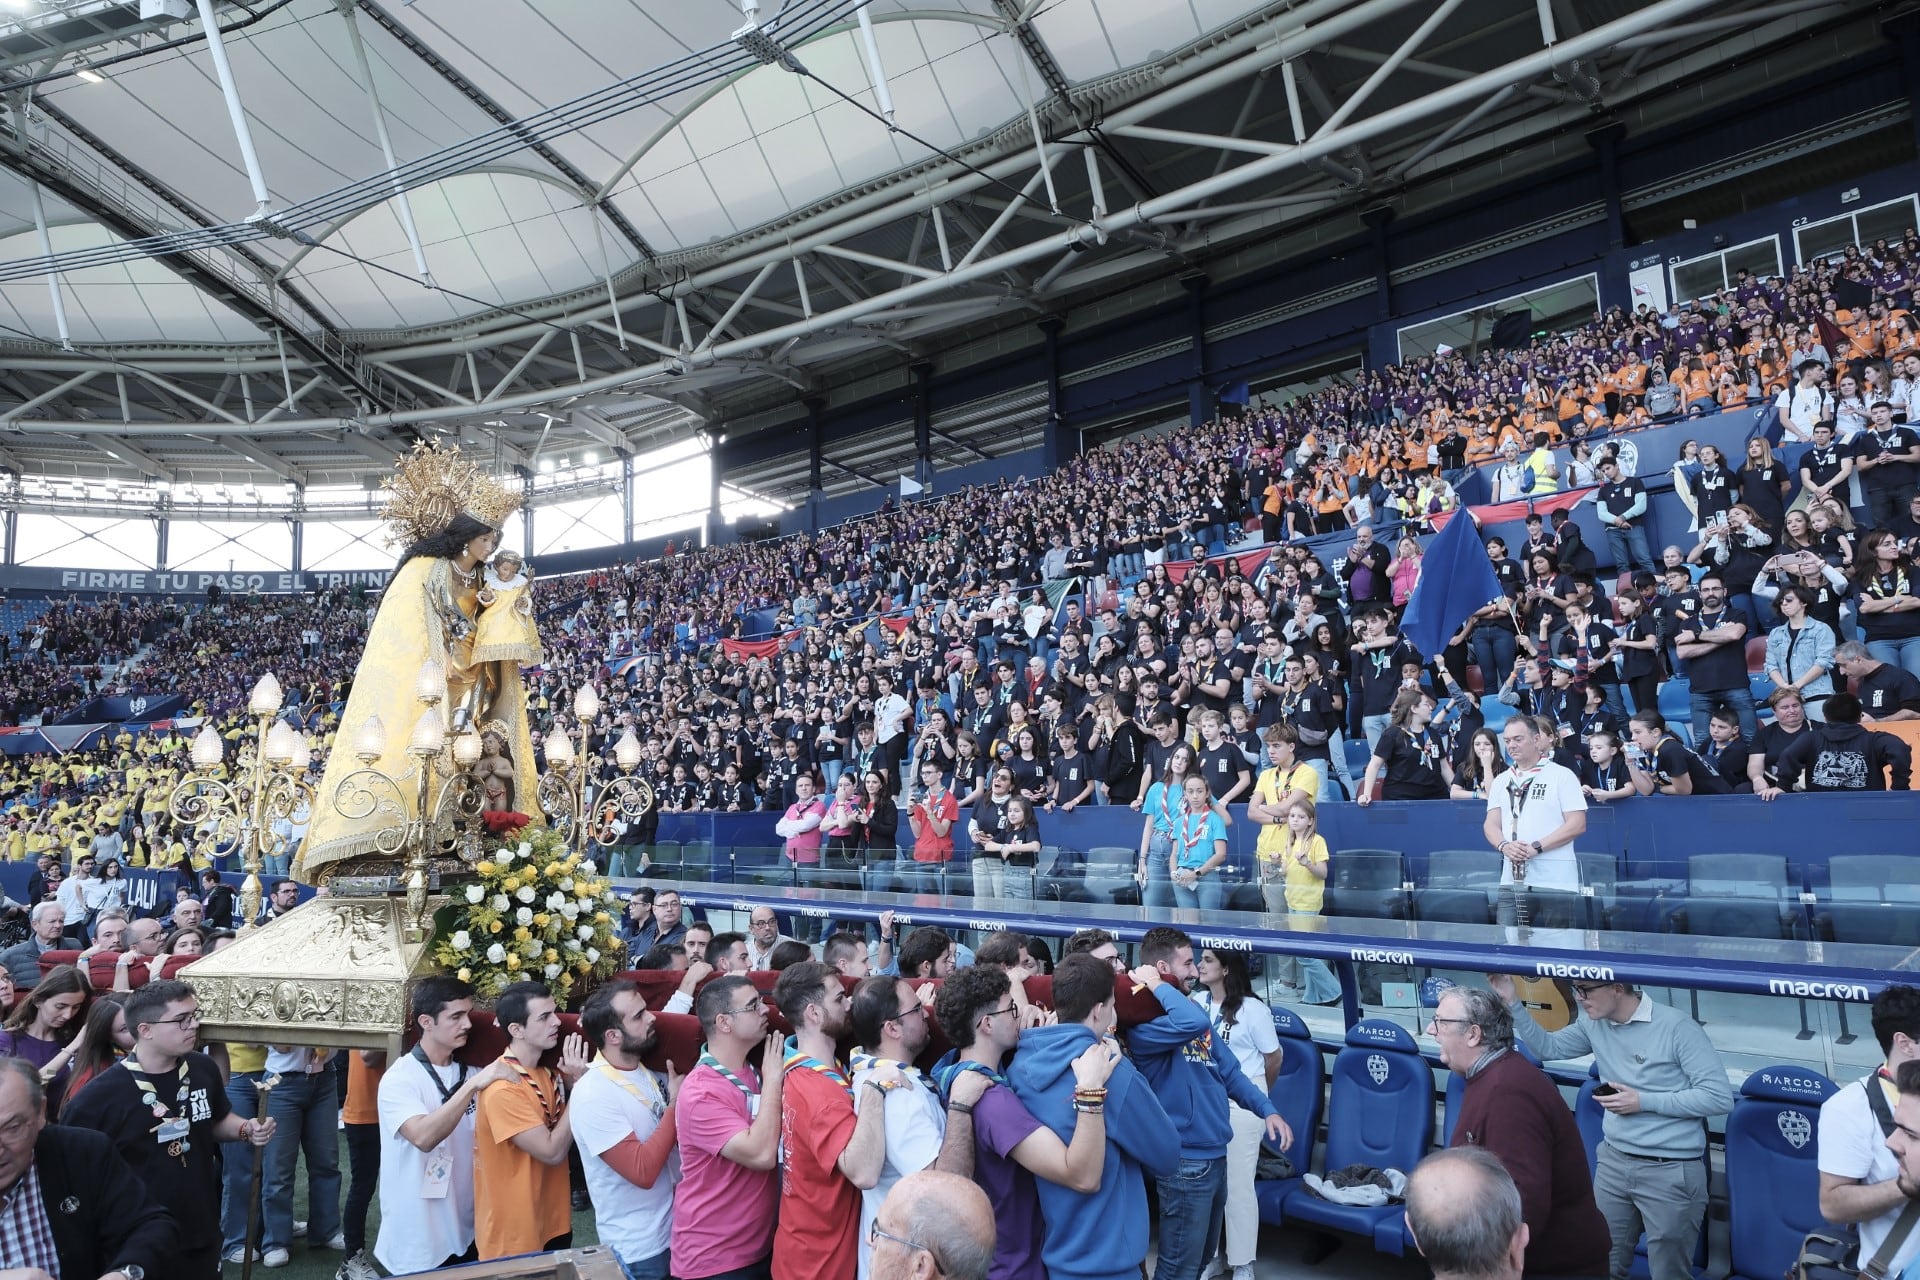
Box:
[1361,713,1391,756]
[1605,523,1656,572]
[1002,865,1036,901]
[971,857,1005,901]
[221,1070,266,1255]
[1868,636,1920,681]
[263,1071,342,1250]
[1688,685,1757,745]
[820,759,846,792]
[618,1248,672,1280]
[1143,832,1174,909]
[1470,626,1518,694]
[1155,1156,1227,1280]
[1172,871,1224,912]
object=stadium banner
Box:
[0,566,390,595]
[54,694,186,725]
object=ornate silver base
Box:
[182,894,450,1056]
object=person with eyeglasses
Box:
[671,974,789,1280]
[1484,971,1732,1280]
[930,963,1121,1280]
[848,976,977,1280]
[1426,984,1608,1278]
[0,1057,175,1280]
[770,961,906,1280]
[64,979,277,1280]
[1061,928,1126,973]
[868,1168,996,1280]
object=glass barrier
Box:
[612,850,1910,1091]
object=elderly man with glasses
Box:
[868,1169,996,1280]
[1427,984,1608,1278]
[1485,971,1732,1280]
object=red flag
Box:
[1431,485,1594,531]
[721,637,784,660]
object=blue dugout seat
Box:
[1275,1019,1433,1243]
[1254,1005,1325,1225]
[1724,1064,1837,1280]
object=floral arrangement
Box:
[431,822,626,1006]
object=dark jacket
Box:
[1775,721,1913,791]
[1451,1050,1610,1278]
[28,1123,177,1278]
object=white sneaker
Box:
[262,1248,292,1269]
[337,1250,380,1280]
[222,1248,259,1265]
[292,1221,308,1239]
[1201,1260,1227,1280]
[317,1234,348,1252]
[1231,1266,1256,1280]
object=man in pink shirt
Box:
[776,773,827,867]
[671,976,787,1280]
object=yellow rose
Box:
[457,967,472,982]
[505,954,520,970]
[476,861,496,876]
[546,862,564,878]
[514,927,531,942]
[544,948,559,963]
[489,920,503,934]
[533,912,551,928]
[594,911,610,923]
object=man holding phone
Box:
[1484,974,1732,1280]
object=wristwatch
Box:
[109,1267,144,1280]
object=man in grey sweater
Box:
[1487,973,1733,1280]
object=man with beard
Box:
[771,962,905,1280]
[573,980,684,1280]
[848,975,980,1280]
[374,976,516,1274]
[1125,928,1290,1280]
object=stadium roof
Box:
[0,0,1885,501]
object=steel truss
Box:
[0,0,1874,502]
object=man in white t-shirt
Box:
[375,977,512,1275]
[1484,715,1587,928]
[573,980,682,1280]
[1818,986,1920,1278]
[849,975,964,1280]
[1777,359,1834,443]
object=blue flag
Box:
[1400,512,1501,661]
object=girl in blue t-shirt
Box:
[1170,774,1230,912]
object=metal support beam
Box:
[912,361,933,485]
[340,0,432,282]
[194,0,276,217]
[28,183,72,351]
[87,435,175,481]
[1316,0,1468,139]
[218,437,310,484]
[1,370,94,423]
[484,330,557,403]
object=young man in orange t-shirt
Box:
[770,962,903,1280]
[474,981,592,1260]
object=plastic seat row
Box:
[1256,1010,1837,1280]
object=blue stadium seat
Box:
[1254,1005,1324,1225]
[1725,1064,1837,1280]
[1276,1019,1433,1243]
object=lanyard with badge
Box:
[131,1060,193,1162]
[412,1047,469,1199]
[593,1056,666,1120]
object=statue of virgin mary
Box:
[294,442,540,883]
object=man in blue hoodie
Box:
[1006,952,1179,1280]
[1127,927,1292,1280]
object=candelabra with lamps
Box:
[181,659,491,1055]
[537,683,655,856]
[168,673,314,933]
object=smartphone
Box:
[1592,1083,1619,1098]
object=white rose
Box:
[515,906,534,927]
[466,885,486,904]
[524,940,542,958]
[496,847,514,864]
[516,885,537,904]
[560,902,581,920]
[518,841,533,859]
[560,877,574,891]
[451,931,471,952]
[586,947,600,964]
[577,924,596,941]
[490,893,510,912]
[486,943,507,964]
[580,861,597,876]
[546,892,567,911]
[565,938,582,952]
[544,963,562,980]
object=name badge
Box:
[156,1117,189,1144]
[423,1149,452,1199]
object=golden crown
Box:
[379,440,522,547]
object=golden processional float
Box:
[178,442,653,1055]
